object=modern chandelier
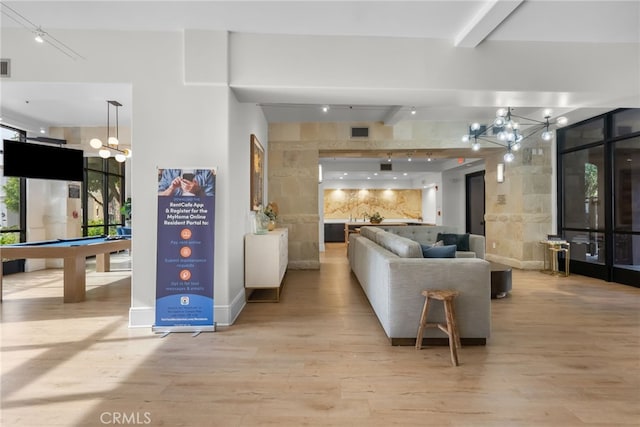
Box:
[462,107,568,162]
[89,100,132,163]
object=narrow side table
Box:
[489,262,512,299]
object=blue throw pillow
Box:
[421,244,457,258]
[436,233,470,252]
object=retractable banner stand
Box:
[153,167,217,336]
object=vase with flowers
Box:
[263,202,279,231]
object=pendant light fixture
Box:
[461,107,568,163]
[89,100,132,163]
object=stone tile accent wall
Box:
[268,140,321,269]
[484,142,553,269]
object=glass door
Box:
[558,109,640,287]
[612,134,640,283]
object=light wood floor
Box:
[1,244,639,426]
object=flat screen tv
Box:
[2,139,84,182]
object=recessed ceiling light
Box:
[403,172,408,176]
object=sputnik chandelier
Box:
[462,107,568,162]
[89,100,132,163]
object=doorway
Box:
[465,171,485,235]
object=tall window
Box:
[558,108,640,286]
[0,125,26,245]
[84,157,125,236]
[1,125,27,275]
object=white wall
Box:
[227,93,268,323]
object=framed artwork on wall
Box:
[250,134,264,211]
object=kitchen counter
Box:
[323,218,424,224]
[323,219,432,243]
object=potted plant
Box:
[369,211,384,224]
[120,197,132,225]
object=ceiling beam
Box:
[454,0,524,48]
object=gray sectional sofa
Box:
[348,225,491,345]
[374,224,485,259]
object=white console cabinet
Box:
[244,228,288,302]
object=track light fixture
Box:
[89,100,132,163]
[462,107,568,163]
[34,27,45,43]
[1,2,85,60]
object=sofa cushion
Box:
[421,244,457,258]
[359,226,384,242]
[437,233,470,252]
[377,231,423,258]
[455,251,476,258]
[378,225,458,246]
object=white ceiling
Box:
[1,0,639,180]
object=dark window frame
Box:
[557,108,640,287]
[83,157,126,237]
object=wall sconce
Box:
[497,163,505,183]
[318,164,323,183]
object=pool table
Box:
[1,236,131,303]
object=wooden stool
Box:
[415,289,461,366]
